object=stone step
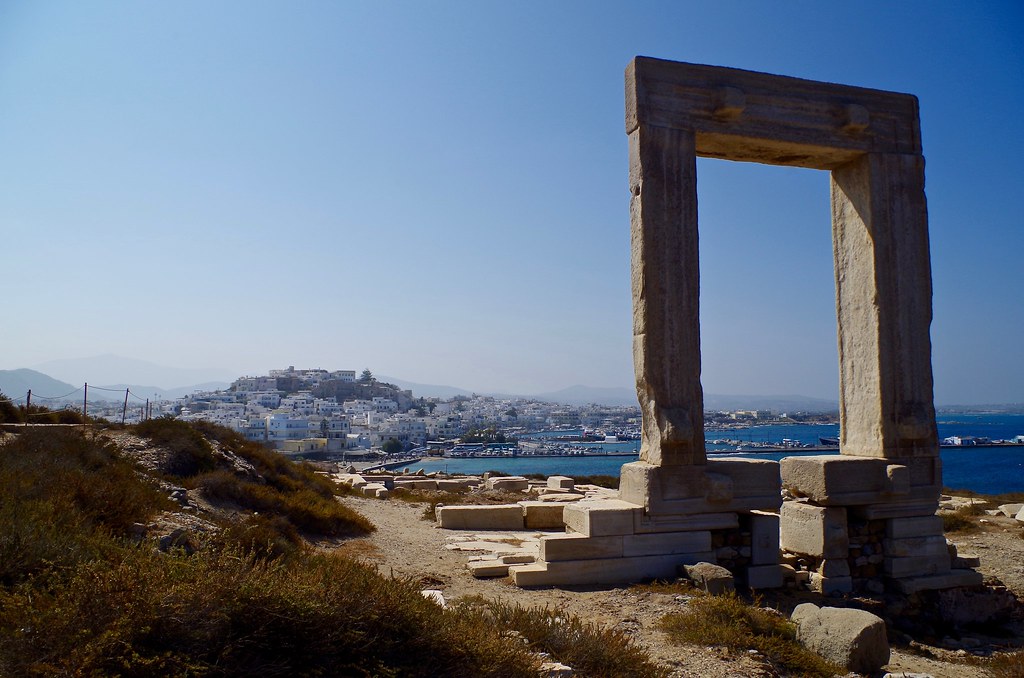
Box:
[509,551,713,587]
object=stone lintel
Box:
[626,57,921,169]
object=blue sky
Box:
[1,1,1021,404]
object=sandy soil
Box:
[333,494,1023,677]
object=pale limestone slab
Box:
[519,501,566,529]
[547,475,575,490]
[468,560,510,578]
[540,534,625,562]
[563,499,642,537]
[486,476,529,492]
[435,504,524,531]
[511,551,713,587]
[780,503,848,559]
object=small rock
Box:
[538,661,573,677]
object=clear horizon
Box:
[2,2,1022,405]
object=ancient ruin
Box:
[504,58,982,593]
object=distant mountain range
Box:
[31,355,236,392]
[0,368,229,403]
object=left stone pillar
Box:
[629,123,705,467]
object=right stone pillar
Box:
[780,152,981,594]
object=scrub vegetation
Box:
[0,416,659,676]
[657,590,843,678]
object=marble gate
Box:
[509,58,980,592]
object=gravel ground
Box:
[333,494,1022,677]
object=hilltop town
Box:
[74,365,837,460]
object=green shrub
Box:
[0,428,171,585]
[942,505,982,533]
[658,592,842,678]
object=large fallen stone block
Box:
[362,483,386,497]
[996,503,1023,518]
[547,475,575,490]
[519,501,565,529]
[780,503,848,559]
[792,603,889,674]
[683,562,734,594]
[436,504,524,530]
[563,499,641,537]
[486,476,529,491]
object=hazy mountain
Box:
[702,393,838,413]
[533,385,637,406]
[533,386,838,411]
[0,369,80,402]
[32,354,237,390]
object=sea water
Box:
[413,414,1024,495]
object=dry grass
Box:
[658,592,843,678]
[941,505,984,533]
[455,595,666,678]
